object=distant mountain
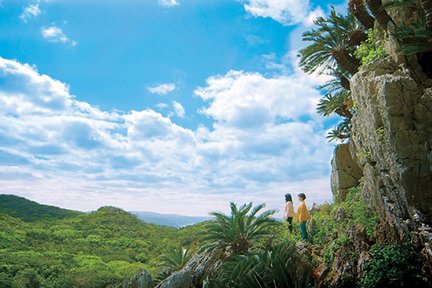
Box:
[0,194,82,221]
[132,211,212,227]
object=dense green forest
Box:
[0,195,82,221]
[0,195,204,288]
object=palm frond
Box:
[327,118,352,142]
[201,203,277,256]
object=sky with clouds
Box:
[0,0,344,217]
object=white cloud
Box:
[172,101,185,118]
[303,7,325,26]
[20,2,42,22]
[147,83,176,95]
[243,0,310,26]
[41,26,77,46]
[155,103,169,109]
[194,70,321,128]
[159,0,179,7]
[0,57,334,216]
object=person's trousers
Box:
[286,217,293,233]
[300,221,308,240]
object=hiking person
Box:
[297,193,310,240]
[284,193,295,233]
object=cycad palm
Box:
[317,91,352,119]
[202,202,277,256]
[327,7,368,46]
[422,0,432,30]
[385,0,432,54]
[366,0,394,27]
[204,242,313,288]
[384,0,432,29]
[326,118,352,142]
[159,246,193,272]
[299,7,362,76]
[349,0,375,29]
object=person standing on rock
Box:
[297,193,311,240]
[284,193,295,233]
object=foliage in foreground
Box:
[359,243,428,288]
[204,242,313,288]
[309,186,378,267]
[201,202,278,256]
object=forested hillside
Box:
[0,194,82,221]
[0,196,204,288]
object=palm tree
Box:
[300,8,361,143]
[204,242,313,288]
[383,0,432,30]
[349,0,376,29]
[327,119,352,142]
[327,7,369,46]
[385,1,432,55]
[317,92,353,119]
[324,65,354,91]
[299,8,362,76]
[366,0,394,27]
[201,202,277,256]
[159,246,193,272]
[421,0,432,30]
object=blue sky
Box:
[0,0,344,216]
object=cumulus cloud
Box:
[194,70,320,128]
[41,26,77,46]
[147,83,176,95]
[243,0,310,26]
[172,101,185,118]
[20,2,42,22]
[303,7,325,27]
[158,0,179,7]
[0,57,333,216]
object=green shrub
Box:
[359,243,428,288]
[341,186,378,239]
[354,29,387,66]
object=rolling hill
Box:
[0,194,82,221]
[0,195,206,288]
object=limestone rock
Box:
[331,143,363,201]
[155,250,223,288]
[155,270,193,288]
[348,224,371,253]
[325,224,372,287]
[357,251,372,275]
[329,246,356,287]
[351,56,432,242]
[117,269,154,288]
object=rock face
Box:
[117,269,154,288]
[155,250,223,288]
[331,143,363,201]
[329,9,432,280]
[326,224,372,287]
[350,57,432,243]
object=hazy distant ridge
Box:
[132,211,211,227]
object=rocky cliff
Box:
[330,18,432,284]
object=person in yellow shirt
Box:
[297,193,311,240]
[284,193,295,233]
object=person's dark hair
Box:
[285,193,292,202]
[298,193,306,200]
